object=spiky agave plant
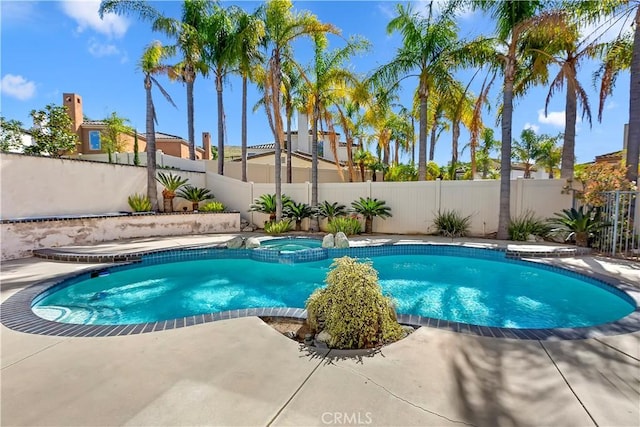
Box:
[156,172,189,212]
[177,185,212,211]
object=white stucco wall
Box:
[1,212,240,260]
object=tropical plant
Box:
[536,136,563,179]
[300,32,369,230]
[127,193,152,212]
[249,193,292,222]
[177,185,212,211]
[372,3,463,181]
[25,104,78,157]
[351,197,392,234]
[154,0,212,161]
[353,148,373,182]
[385,164,418,181]
[575,162,636,207]
[259,0,335,223]
[156,172,189,213]
[508,211,551,241]
[283,201,314,231]
[100,112,134,163]
[264,219,293,234]
[0,116,24,152]
[207,3,238,175]
[471,0,561,239]
[327,216,362,236]
[231,7,265,182]
[550,206,608,247]
[306,256,403,349]
[475,128,500,179]
[512,128,543,179]
[315,201,347,221]
[199,200,225,212]
[433,210,471,238]
[133,132,140,166]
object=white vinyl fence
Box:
[206,172,571,235]
[73,151,206,172]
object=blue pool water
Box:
[33,250,635,329]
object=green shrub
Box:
[264,219,293,234]
[433,210,471,237]
[127,194,152,212]
[200,201,225,212]
[327,216,362,236]
[509,212,551,241]
[306,257,403,349]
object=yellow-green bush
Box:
[306,256,403,349]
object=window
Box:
[89,131,101,151]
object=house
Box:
[63,93,210,160]
[245,111,355,164]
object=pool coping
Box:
[3,244,639,341]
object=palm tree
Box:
[230,7,265,182]
[282,61,303,183]
[471,0,560,239]
[373,3,462,181]
[207,4,237,176]
[512,128,543,179]
[476,127,500,179]
[351,197,392,234]
[177,185,212,211]
[353,148,372,182]
[154,0,211,161]
[138,42,178,211]
[536,134,563,179]
[99,0,207,162]
[259,0,336,224]
[578,0,639,186]
[301,33,369,230]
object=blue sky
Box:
[0,0,633,166]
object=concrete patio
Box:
[1,235,639,426]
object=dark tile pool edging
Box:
[3,244,639,340]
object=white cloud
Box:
[60,0,129,38]
[537,109,580,128]
[0,74,36,100]
[377,3,395,19]
[88,39,120,57]
[605,101,617,111]
[524,123,540,133]
[1,1,36,24]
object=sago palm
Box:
[156,172,189,213]
[177,185,213,211]
[283,201,314,231]
[351,197,392,234]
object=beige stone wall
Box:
[1,212,240,260]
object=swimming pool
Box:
[32,245,636,330]
[258,237,322,252]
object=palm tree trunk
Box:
[451,121,460,180]
[394,140,399,165]
[216,72,224,175]
[275,123,282,222]
[241,75,248,182]
[145,75,158,211]
[626,6,640,186]
[498,62,515,240]
[429,122,437,162]
[309,102,320,232]
[187,77,196,161]
[411,116,416,165]
[346,136,355,182]
[418,93,428,181]
[365,217,373,234]
[561,84,577,180]
[286,110,292,183]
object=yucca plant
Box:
[327,216,362,236]
[177,185,212,211]
[199,201,225,213]
[264,219,293,234]
[249,193,292,222]
[284,201,314,231]
[127,193,152,212]
[156,172,189,213]
[433,210,471,238]
[550,206,607,247]
[351,197,392,234]
[509,212,551,241]
[315,201,347,221]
